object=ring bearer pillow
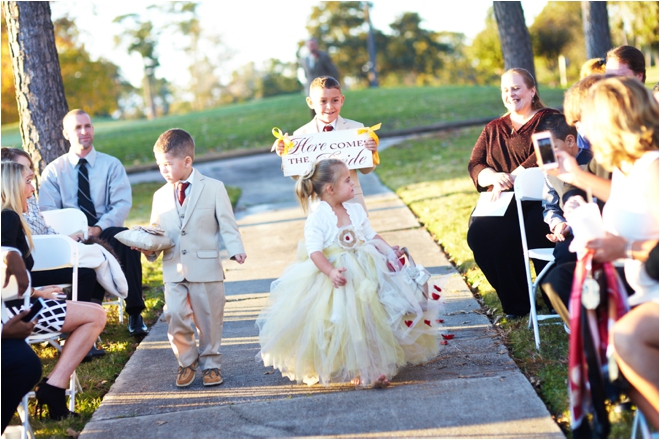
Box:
[115,225,175,252]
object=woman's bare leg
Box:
[612,302,659,430]
[46,301,106,389]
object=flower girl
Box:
[256,159,441,388]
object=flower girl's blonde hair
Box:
[295,158,346,214]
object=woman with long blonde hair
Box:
[1,161,107,421]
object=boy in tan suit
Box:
[274,76,378,212]
[138,129,246,387]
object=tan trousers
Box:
[163,281,225,370]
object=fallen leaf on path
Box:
[264,370,274,375]
[156,421,167,426]
[65,428,79,438]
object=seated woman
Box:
[467,68,558,318]
[2,147,128,308]
[1,161,107,420]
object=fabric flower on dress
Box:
[337,227,359,250]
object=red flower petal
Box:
[424,319,431,326]
[439,340,448,345]
[405,320,413,327]
[431,293,441,300]
[442,334,454,340]
[436,319,444,323]
[399,256,405,265]
[433,285,442,293]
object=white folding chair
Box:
[40,209,124,323]
[30,235,80,413]
[40,208,89,240]
[513,168,561,350]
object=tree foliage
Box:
[609,1,659,53]
[529,1,585,85]
[54,16,128,117]
[1,12,127,124]
[113,12,161,119]
[304,3,465,87]
[220,59,302,104]
[467,8,503,84]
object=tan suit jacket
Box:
[149,171,245,283]
[294,116,376,211]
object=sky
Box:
[50,0,548,88]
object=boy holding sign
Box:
[273,76,379,212]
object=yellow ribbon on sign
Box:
[272,127,294,156]
[356,123,382,165]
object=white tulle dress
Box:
[256,201,442,387]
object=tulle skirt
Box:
[256,239,442,387]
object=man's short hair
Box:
[536,113,577,142]
[607,45,646,83]
[153,128,195,159]
[63,109,90,126]
[309,76,341,93]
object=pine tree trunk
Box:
[493,1,536,78]
[3,1,68,176]
[581,1,612,59]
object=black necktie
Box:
[323,125,334,132]
[77,158,97,226]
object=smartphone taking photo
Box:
[532,131,558,170]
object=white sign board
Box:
[281,129,374,177]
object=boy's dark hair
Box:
[153,128,195,159]
[309,76,341,93]
[606,45,646,83]
[536,113,577,142]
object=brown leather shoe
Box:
[176,362,197,387]
[202,368,223,386]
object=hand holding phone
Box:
[532,131,558,170]
[21,298,45,322]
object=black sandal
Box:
[34,378,78,420]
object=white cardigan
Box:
[304,201,377,256]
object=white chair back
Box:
[32,235,79,302]
[513,167,546,202]
[41,208,89,240]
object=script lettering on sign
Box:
[281,129,374,176]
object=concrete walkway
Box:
[81,150,564,439]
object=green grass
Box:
[376,129,633,437]
[1,85,565,167]
[22,183,240,438]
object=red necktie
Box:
[177,182,190,205]
[323,125,334,132]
